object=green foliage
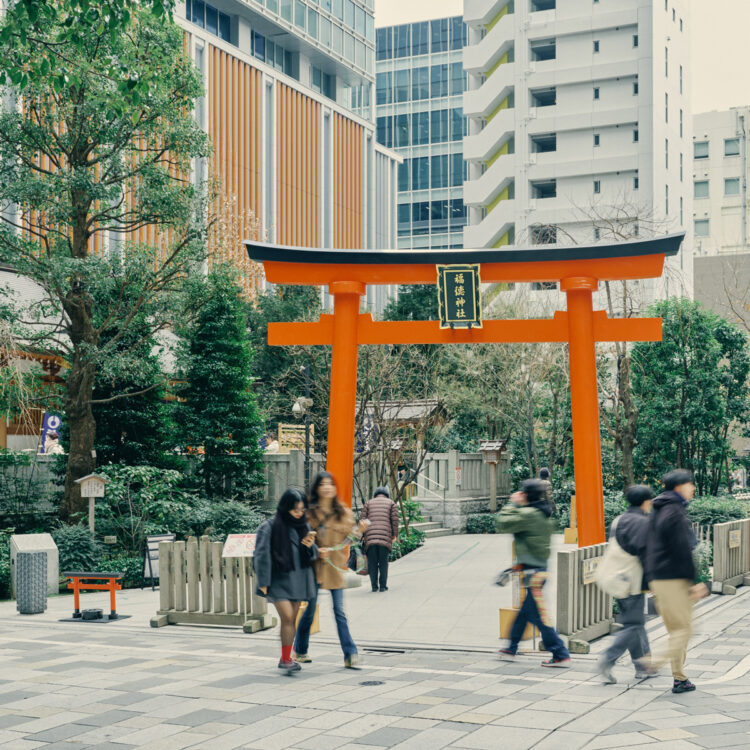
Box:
[694,540,712,585]
[246,285,328,440]
[52,524,102,573]
[604,491,628,534]
[0,3,210,519]
[103,554,145,588]
[390,526,425,561]
[176,270,265,502]
[92,309,176,469]
[687,496,750,526]
[0,529,11,599]
[95,464,209,554]
[382,285,438,322]
[0,451,55,530]
[466,514,497,534]
[632,298,750,495]
[207,501,265,541]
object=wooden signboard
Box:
[582,557,602,585]
[222,534,258,558]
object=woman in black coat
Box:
[255,488,318,672]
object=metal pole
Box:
[304,363,311,489]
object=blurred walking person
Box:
[361,486,399,592]
[294,471,369,668]
[644,469,709,693]
[255,488,318,672]
[496,479,571,667]
[596,485,654,684]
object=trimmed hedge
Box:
[466,514,496,534]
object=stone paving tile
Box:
[354,727,420,746]
[75,708,142,726]
[163,707,241,727]
[450,724,548,749]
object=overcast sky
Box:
[374,0,750,115]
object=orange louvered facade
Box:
[333,113,364,250]
[276,83,320,248]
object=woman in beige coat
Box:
[293,471,369,668]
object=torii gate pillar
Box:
[327,281,365,507]
[563,277,605,546]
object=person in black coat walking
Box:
[643,469,709,693]
[255,488,318,672]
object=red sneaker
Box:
[541,657,571,668]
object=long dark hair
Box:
[308,471,346,521]
[276,487,307,517]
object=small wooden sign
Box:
[437,264,482,329]
[103,536,117,545]
[729,529,741,549]
[222,534,257,558]
[75,474,108,498]
[582,557,602,585]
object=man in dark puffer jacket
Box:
[361,487,399,592]
[645,469,709,694]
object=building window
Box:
[633,129,639,142]
[397,203,410,236]
[593,87,600,100]
[593,40,600,53]
[531,38,556,62]
[412,112,429,145]
[431,17,448,53]
[725,178,741,196]
[531,180,557,199]
[593,180,601,194]
[394,69,409,102]
[412,67,429,100]
[634,175,639,190]
[450,62,465,96]
[680,109,683,137]
[694,180,709,199]
[633,34,639,47]
[411,20,429,56]
[680,152,683,181]
[694,219,710,237]
[594,133,600,147]
[431,155,449,189]
[594,227,601,241]
[395,114,409,147]
[725,138,741,157]
[694,141,709,159]
[665,46,668,77]
[633,80,639,95]
[451,153,464,187]
[430,109,449,143]
[186,0,233,43]
[665,138,669,169]
[411,157,429,191]
[376,71,391,105]
[430,63,449,98]
[665,93,668,122]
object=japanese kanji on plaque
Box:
[436,264,482,329]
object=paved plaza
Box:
[1,536,750,749]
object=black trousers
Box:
[367,545,390,590]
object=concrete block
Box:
[743,573,750,587]
[10,534,58,597]
[711,581,724,595]
[568,639,590,654]
[722,583,738,595]
[150,614,169,628]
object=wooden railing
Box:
[150,537,276,633]
[556,542,613,653]
[712,519,750,594]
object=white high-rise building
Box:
[462,0,692,298]
[693,107,750,257]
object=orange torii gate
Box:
[246,233,684,547]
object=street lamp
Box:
[293,364,314,488]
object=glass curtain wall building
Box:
[376,17,468,249]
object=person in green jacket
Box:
[495,478,571,667]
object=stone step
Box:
[423,527,454,539]
[411,521,442,532]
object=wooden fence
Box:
[150,538,276,633]
[712,519,750,594]
[556,542,613,653]
[691,522,712,545]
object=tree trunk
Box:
[60,355,97,521]
[617,351,637,488]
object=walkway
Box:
[0,536,749,748]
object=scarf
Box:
[271,511,312,574]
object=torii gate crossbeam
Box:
[246,234,684,547]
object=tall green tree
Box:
[92,312,175,468]
[176,270,264,502]
[0,7,210,519]
[632,298,750,495]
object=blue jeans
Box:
[294,585,357,657]
[602,593,649,666]
[508,579,570,661]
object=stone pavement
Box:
[0,560,750,748]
